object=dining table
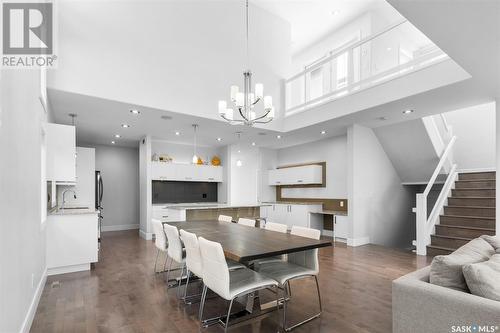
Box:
[162,220,333,327]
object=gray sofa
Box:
[393,266,500,333]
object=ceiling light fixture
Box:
[130,109,140,115]
[403,109,414,114]
[111,141,116,144]
[251,142,256,146]
[218,0,274,126]
[192,124,199,164]
[175,131,180,136]
[236,132,243,167]
[121,124,130,128]
[114,134,121,138]
[217,137,222,141]
[331,10,340,16]
[276,135,281,139]
[321,130,326,135]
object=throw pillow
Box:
[480,235,500,250]
[430,238,495,291]
[463,254,500,301]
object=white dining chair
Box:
[152,219,168,273]
[256,225,322,331]
[249,222,288,267]
[218,214,233,223]
[179,230,245,303]
[198,237,279,332]
[265,221,288,233]
[237,217,256,227]
[163,223,186,299]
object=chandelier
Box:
[218,0,274,126]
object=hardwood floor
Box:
[31,230,431,333]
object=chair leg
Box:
[275,286,281,331]
[183,269,191,301]
[224,298,235,333]
[177,264,185,299]
[314,275,322,313]
[199,284,208,322]
[287,280,292,298]
[153,249,159,273]
[165,256,172,283]
[282,282,288,330]
[163,252,168,271]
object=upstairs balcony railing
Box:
[285,20,449,116]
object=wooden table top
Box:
[164,220,333,262]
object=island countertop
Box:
[49,206,99,215]
[153,203,272,210]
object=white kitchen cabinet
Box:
[152,206,186,222]
[151,162,223,182]
[46,123,76,183]
[266,203,321,230]
[334,215,348,239]
[268,165,322,186]
[46,212,99,275]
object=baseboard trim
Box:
[457,167,496,173]
[101,224,139,232]
[347,237,370,247]
[139,229,153,240]
[322,230,333,237]
[47,263,90,276]
[20,267,47,333]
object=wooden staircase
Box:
[427,171,496,256]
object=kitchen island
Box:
[152,203,271,223]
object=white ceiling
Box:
[252,0,399,54]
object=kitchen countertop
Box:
[262,201,324,205]
[49,206,99,215]
[154,203,271,210]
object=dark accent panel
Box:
[152,181,217,204]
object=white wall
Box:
[0,70,49,332]
[87,144,140,232]
[259,148,278,202]
[139,136,152,239]
[277,136,348,199]
[49,1,290,128]
[348,124,413,248]
[444,102,496,171]
[151,140,223,166]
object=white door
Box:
[335,215,348,239]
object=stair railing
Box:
[415,135,458,255]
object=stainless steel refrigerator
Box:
[95,171,104,250]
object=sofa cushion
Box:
[481,235,500,250]
[430,238,495,291]
[463,254,500,301]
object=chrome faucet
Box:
[61,189,77,209]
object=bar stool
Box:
[237,217,256,227]
[218,215,233,223]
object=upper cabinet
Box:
[151,162,223,182]
[268,164,323,186]
[46,123,76,183]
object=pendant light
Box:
[236,132,243,167]
[192,124,198,164]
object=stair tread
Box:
[450,196,496,199]
[446,205,496,209]
[441,214,495,220]
[427,244,456,251]
[431,234,474,241]
[453,188,496,190]
[437,224,495,231]
[456,179,496,182]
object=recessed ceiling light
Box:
[251,142,256,146]
[130,109,140,115]
[276,135,281,139]
[321,130,326,135]
[331,10,340,16]
[387,47,392,51]
[217,137,222,141]
[237,150,241,153]
[111,141,115,144]
[175,131,180,136]
[114,134,121,138]
[403,109,414,114]
[121,124,130,128]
